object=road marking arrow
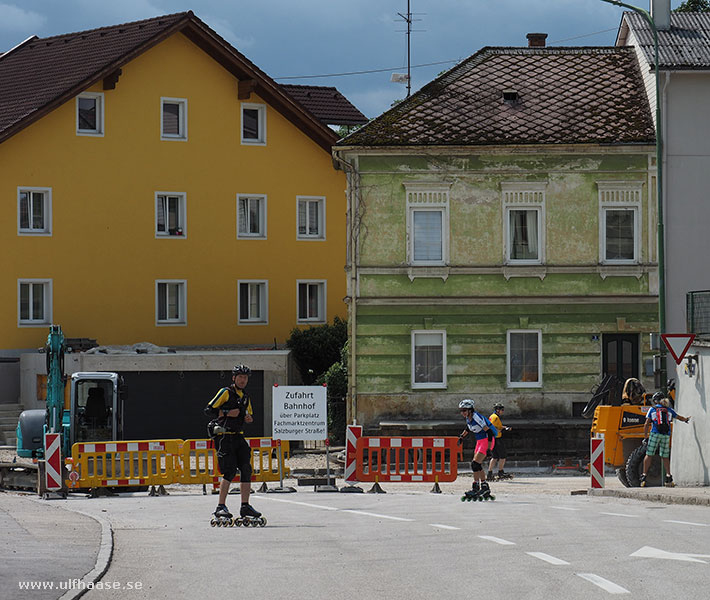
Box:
[631,546,710,563]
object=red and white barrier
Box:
[44,432,62,491]
[590,436,605,489]
[344,424,362,484]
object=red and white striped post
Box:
[590,436,605,489]
[44,432,63,492]
[341,424,362,492]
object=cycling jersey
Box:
[204,386,253,434]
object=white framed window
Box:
[297,280,326,323]
[238,280,268,324]
[161,97,187,140]
[507,329,542,388]
[155,193,186,237]
[237,195,267,238]
[297,196,325,240]
[156,280,187,325]
[241,103,266,145]
[76,92,104,136]
[597,182,642,264]
[18,187,52,235]
[18,279,52,326]
[411,330,447,389]
[404,183,450,266]
[502,182,546,264]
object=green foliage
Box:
[316,360,348,444]
[674,0,710,11]
[286,316,348,385]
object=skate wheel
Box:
[259,517,267,527]
[210,519,216,527]
[460,496,466,502]
[228,518,235,527]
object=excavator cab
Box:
[70,373,121,445]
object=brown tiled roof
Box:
[280,84,367,126]
[0,12,339,151]
[338,46,655,147]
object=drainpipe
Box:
[600,0,667,392]
[332,149,359,424]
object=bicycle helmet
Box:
[493,402,504,411]
[232,364,251,376]
[458,399,475,410]
[651,391,665,404]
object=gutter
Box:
[332,149,359,425]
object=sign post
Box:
[271,385,328,493]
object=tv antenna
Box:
[392,0,425,97]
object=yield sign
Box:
[661,333,696,365]
[631,546,710,563]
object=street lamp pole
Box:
[600,0,667,392]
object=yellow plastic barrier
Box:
[66,439,183,489]
[177,438,291,487]
[66,437,291,491]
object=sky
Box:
[0,1,688,119]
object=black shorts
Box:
[215,434,252,482]
[491,438,507,460]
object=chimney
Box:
[651,0,671,31]
[526,33,548,48]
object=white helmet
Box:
[458,399,475,410]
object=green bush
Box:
[286,316,347,384]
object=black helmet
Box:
[232,364,251,376]
[493,403,504,410]
[651,391,665,404]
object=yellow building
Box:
[0,12,365,356]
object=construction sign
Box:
[44,432,62,491]
[661,333,696,365]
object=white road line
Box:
[478,535,516,545]
[429,523,460,530]
[342,510,414,522]
[664,519,709,527]
[576,573,630,594]
[550,506,580,511]
[599,512,640,518]
[526,552,570,565]
[259,497,338,511]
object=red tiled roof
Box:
[0,12,340,151]
[280,84,367,126]
[338,46,655,147]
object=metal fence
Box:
[687,290,710,336]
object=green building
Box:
[333,41,659,455]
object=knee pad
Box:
[471,460,483,472]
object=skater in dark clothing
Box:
[205,364,262,521]
[487,403,512,481]
[640,392,690,488]
[458,399,496,500]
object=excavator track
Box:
[0,462,39,493]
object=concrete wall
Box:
[19,349,294,437]
[671,341,710,486]
[664,73,710,335]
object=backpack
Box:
[654,407,671,435]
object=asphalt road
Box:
[54,482,710,600]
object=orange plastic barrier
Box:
[355,436,462,483]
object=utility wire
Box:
[274,27,618,81]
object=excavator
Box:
[584,374,675,487]
[0,325,121,493]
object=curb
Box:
[588,488,710,506]
[29,497,114,600]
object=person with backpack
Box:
[487,402,513,481]
[641,391,691,487]
[458,398,498,499]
